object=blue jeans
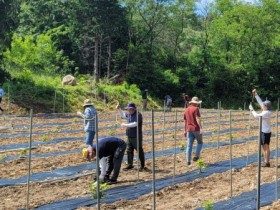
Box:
[85,131,95,146]
[186,131,203,162]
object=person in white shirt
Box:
[0,87,5,112]
[249,89,272,167]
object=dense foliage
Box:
[0,0,279,110]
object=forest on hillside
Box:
[0,0,280,109]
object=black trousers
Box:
[126,137,145,168]
[106,141,127,180]
[0,97,3,111]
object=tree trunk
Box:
[94,35,99,83]
[107,36,111,77]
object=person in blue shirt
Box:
[164,95,172,112]
[0,86,5,113]
[90,136,127,184]
[77,99,97,150]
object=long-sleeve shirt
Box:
[80,106,97,132]
[0,89,5,98]
[252,94,272,133]
[117,109,142,138]
[95,136,124,159]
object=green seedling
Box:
[179,142,185,150]
[41,134,49,142]
[228,133,233,140]
[89,181,110,199]
[212,128,218,134]
[172,132,176,138]
[202,200,214,210]
[52,126,61,133]
[108,129,116,136]
[19,148,28,158]
[0,155,6,162]
[196,159,206,173]
[72,118,78,124]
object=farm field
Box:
[1,108,280,209]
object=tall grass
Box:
[2,74,160,113]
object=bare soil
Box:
[0,109,279,209]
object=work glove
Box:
[77,111,82,116]
[249,104,254,111]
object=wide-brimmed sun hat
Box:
[83,99,93,107]
[125,102,136,110]
[189,96,202,104]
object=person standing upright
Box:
[77,99,97,151]
[249,89,272,167]
[184,96,203,165]
[164,95,172,112]
[116,102,147,171]
[142,89,148,110]
[183,93,190,108]
[0,86,5,113]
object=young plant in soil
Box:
[51,126,61,133]
[72,118,78,124]
[0,155,6,162]
[19,148,28,159]
[89,181,110,199]
[179,142,185,150]
[202,200,214,210]
[108,129,116,136]
[41,134,49,142]
[196,158,206,173]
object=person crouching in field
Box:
[249,89,272,167]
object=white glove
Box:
[249,104,254,111]
[77,111,82,115]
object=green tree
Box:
[3,33,71,76]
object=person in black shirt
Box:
[142,89,148,110]
[116,102,147,171]
[90,136,127,184]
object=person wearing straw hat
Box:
[89,136,127,184]
[77,99,97,153]
[184,96,203,166]
[0,86,5,113]
[249,89,272,167]
[116,102,147,171]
